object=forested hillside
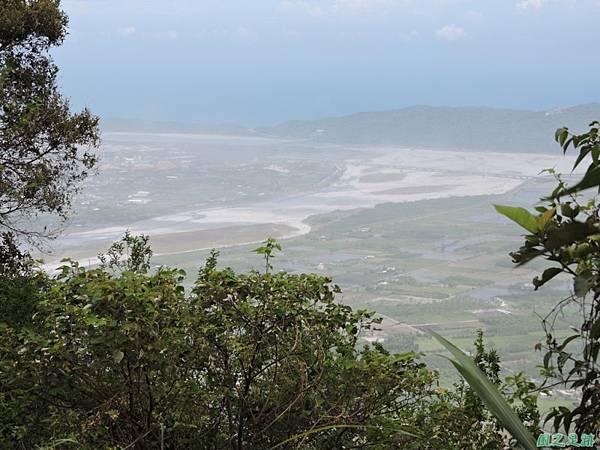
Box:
[104,104,600,154]
[258,104,600,152]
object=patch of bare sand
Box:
[152,223,297,255]
[358,172,406,183]
[42,223,298,270]
[373,184,454,195]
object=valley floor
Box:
[40,132,582,396]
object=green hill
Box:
[257,103,600,153]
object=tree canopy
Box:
[0,0,99,240]
[1,239,439,449]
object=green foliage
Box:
[253,237,282,273]
[1,237,439,449]
[0,231,47,330]
[0,0,99,239]
[431,331,537,450]
[503,373,541,436]
[494,205,540,234]
[498,121,600,435]
[1,231,547,449]
[0,0,67,48]
[461,329,502,421]
[402,386,505,450]
[98,231,153,273]
[397,331,540,450]
[553,122,600,197]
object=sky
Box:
[55,0,600,125]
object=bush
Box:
[1,241,436,449]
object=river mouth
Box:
[41,133,580,267]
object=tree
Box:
[495,120,600,435]
[1,236,438,449]
[0,0,99,241]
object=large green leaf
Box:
[555,164,600,197]
[555,127,569,148]
[572,145,593,170]
[494,205,539,234]
[431,331,537,450]
[532,267,562,290]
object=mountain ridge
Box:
[257,103,600,153]
[102,103,600,153]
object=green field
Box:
[151,187,578,391]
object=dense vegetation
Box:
[257,104,600,153]
[495,121,600,436]
[1,234,540,449]
[0,0,99,246]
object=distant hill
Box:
[101,104,600,153]
[257,103,600,153]
[101,118,254,137]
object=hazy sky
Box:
[55,0,600,125]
